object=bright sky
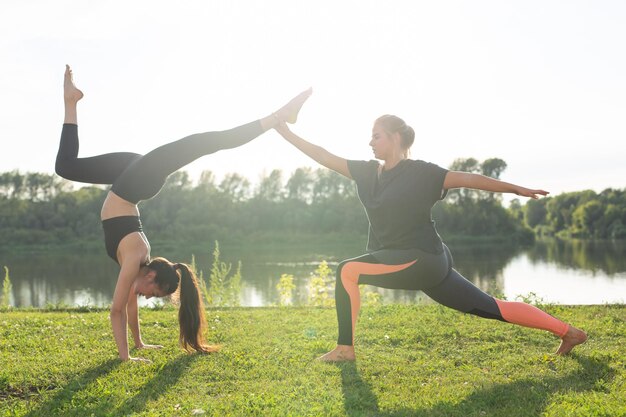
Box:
[1,0,625,200]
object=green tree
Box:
[524,198,548,229]
[286,167,314,202]
[480,158,507,201]
[508,198,524,222]
[219,172,250,202]
[0,170,25,199]
[573,200,604,237]
[446,157,480,205]
[197,170,217,192]
[256,169,284,202]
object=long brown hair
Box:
[147,257,219,353]
[176,263,220,353]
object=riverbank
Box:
[0,231,536,256]
[1,305,624,416]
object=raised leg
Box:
[109,89,313,203]
[56,65,141,184]
[64,64,83,124]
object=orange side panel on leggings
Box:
[341,260,417,343]
[495,299,569,337]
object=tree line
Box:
[514,188,626,239]
[0,159,623,249]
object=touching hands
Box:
[275,88,312,124]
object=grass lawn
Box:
[0,304,624,416]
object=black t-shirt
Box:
[347,159,449,254]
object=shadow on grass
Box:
[114,354,200,415]
[22,354,200,417]
[339,354,615,417]
[338,361,380,416]
[23,359,120,417]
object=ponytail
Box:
[177,263,220,353]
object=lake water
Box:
[1,239,624,308]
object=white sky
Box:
[1,0,625,199]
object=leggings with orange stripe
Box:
[335,245,569,346]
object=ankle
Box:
[336,344,355,352]
[259,113,281,131]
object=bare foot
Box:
[556,325,587,355]
[276,88,312,124]
[316,345,356,362]
[64,65,84,103]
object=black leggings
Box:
[335,245,569,345]
[55,121,264,203]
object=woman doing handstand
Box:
[275,108,587,362]
[56,65,310,362]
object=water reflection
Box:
[1,239,624,308]
[527,239,626,275]
[3,251,118,308]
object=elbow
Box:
[54,159,71,180]
[110,305,124,318]
[317,154,330,168]
[466,173,485,189]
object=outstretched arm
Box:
[110,264,137,361]
[443,171,549,199]
[127,287,163,350]
[275,123,351,179]
[110,255,150,362]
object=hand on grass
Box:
[135,343,164,350]
[128,357,152,363]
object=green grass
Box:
[1,305,624,417]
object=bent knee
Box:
[54,159,74,179]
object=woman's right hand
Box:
[274,121,290,137]
[127,356,152,363]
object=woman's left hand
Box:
[515,187,549,199]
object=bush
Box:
[276,274,296,306]
[1,266,12,309]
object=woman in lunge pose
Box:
[56,65,310,362]
[275,110,587,361]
